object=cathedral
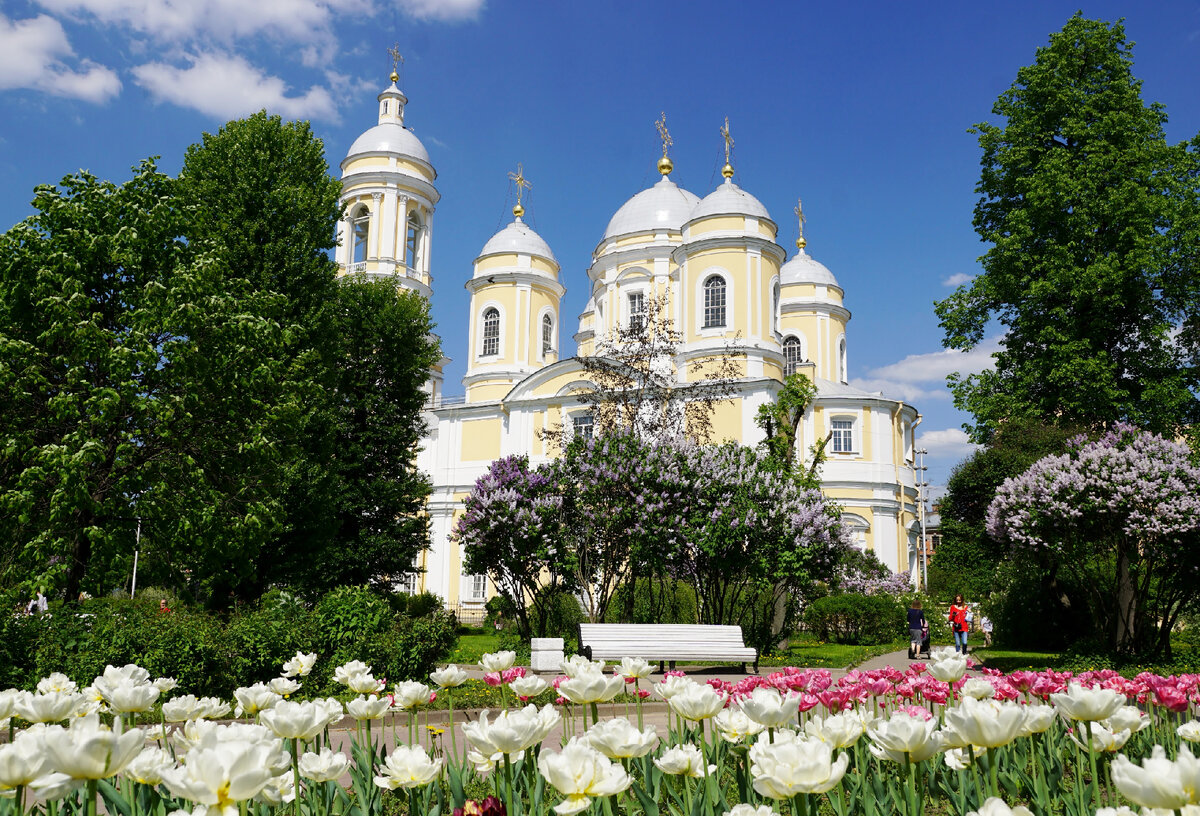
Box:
[334,72,923,613]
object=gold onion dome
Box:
[796,236,807,249]
[721,162,734,179]
[657,155,673,176]
[513,202,525,218]
[389,69,399,84]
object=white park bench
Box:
[578,623,758,673]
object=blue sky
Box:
[3,0,1199,486]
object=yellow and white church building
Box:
[334,73,924,612]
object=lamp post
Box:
[915,449,929,593]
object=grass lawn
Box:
[762,633,908,669]
[971,647,1065,672]
[448,632,501,664]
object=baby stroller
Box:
[919,622,932,658]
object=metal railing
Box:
[449,602,488,627]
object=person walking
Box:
[907,599,926,660]
[948,594,969,654]
[981,614,994,648]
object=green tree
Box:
[755,373,825,487]
[936,15,1200,442]
[0,164,300,603]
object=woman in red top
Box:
[948,595,969,654]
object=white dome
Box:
[687,180,771,222]
[780,248,839,288]
[479,217,557,264]
[345,123,431,165]
[603,177,701,240]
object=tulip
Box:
[1049,682,1126,722]
[462,706,546,757]
[28,773,82,801]
[560,655,605,678]
[431,665,470,688]
[256,769,297,806]
[740,687,801,729]
[373,745,444,789]
[538,738,632,816]
[510,675,550,700]
[123,747,173,786]
[0,729,51,788]
[268,678,301,697]
[616,657,653,680]
[93,665,151,692]
[559,672,624,706]
[654,675,694,701]
[1178,721,1200,743]
[749,735,850,798]
[161,739,285,816]
[1103,706,1149,735]
[346,695,391,721]
[346,672,382,695]
[259,700,338,741]
[803,712,864,749]
[41,715,146,780]
[478,651,517,673]
[724,806,779,816]
[281,652,317,678]
[944,747,974,770]
[584,717,659,758]
[36,674,78,695]
[668,683,726,722]
[234,684,282,718]
[960,678,996,699]
[965,797,1035,816]
[927,653,967,684]
[299,748,350,783]
[714,709,766,744]
[393,681,433,711]
[153,677,179,693]
[333,661,372,684]
[654,744,714,777]
[1068,723,1131,753]
[1111,745,1200,810]
[1016,704,1055,737]
[104,683,161,714]
[943,697,1027,749]
[14,692,80,724]
[164,695,219,722]
[866,710,944,764]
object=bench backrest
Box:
[579,623,749,647]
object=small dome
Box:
[603,177,701,240]
[780,248,840,288]
[687,179,771,223]
[345,122,431,165]
[479,217,557,264]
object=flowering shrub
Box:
[988,424,1200,657]
[803,594,905,645]
[4,649,1200,816]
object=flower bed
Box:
[1,647,1199,816]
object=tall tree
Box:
[936,15,1200,442]
[0,164,299,603]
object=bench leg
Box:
[669,660,676,671]
[659,660,665,673]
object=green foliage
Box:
[392,591,444,619]
[804,593,904,645]
[606,578,698,625]
[755,374,823,487]
[225,590,315,688]
[388,611,460,681]
[936,14,1200,442]
[314,585,393,659]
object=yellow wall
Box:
[343,157,435,183]
[709,398,743,443]
[689,216,745,234]
[460,418,502,461]
[466,382,511,402]
[475,254,559,276]
[684,249,751,341]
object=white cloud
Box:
[848,335,1001,403]
[395,0,484,21]
[917,428,981,462]
[133,52,338,122]
[36,0,366,45]
[0,13,120,102]
[941,272,972,287]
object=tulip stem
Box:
[1084,721,1099,809]
[86,779,97,816]
[291,738,301,816]
[448,692,458,764]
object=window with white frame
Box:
[481,308,500,356]
[405,213,421,271]
[703,275,726,328]
[464,574,487,602]
[783,336,804,376]
[542,314,553,355]
[839,337,848,384]
[831,418,855,453]
[572,413,594,441]
[395,571,417,594]
[627,291,646,332]
[351,206,369,264]
[772,281,781,334]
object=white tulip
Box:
[153,677,179,693]
[346,672,382,695]
[161,739,284,816]
[41,714,145,780]
[538,738,632,816]
[333,661,372,685]
[478,651,517,673]
[713,708,766,744]
[255,769,297,805]
[965,797,1035,816]
[1110,745,1199,811]
[749,735,849,798]
[14,691,80,723]
[123,747,174,786]
[654,744,715,777]
[28,773,82,801]
[616,657,653,679]
[267,677,300,697]
[1049,682,1126,722]
[739,687,800,729]
[462,706,545,756]
[653,675,693,701]
[346,695,391,721]
[281,652,317,678]
[560,655,605,678]
[164,695,230,723]
[299,748,350,783]
[104,683,161,714]
[36,674,78,695]
[259,700,339,741]
[510,675,550,699]
[724,806,779,816]
[927,653,967,684]
[943,697,1027,749]
[233,684,281,718]
[584,717,659,758]
[1068,723,1131,753]
[393,681,432,710]
[668,683,726,722]
[0,729,51,787]
[867,710,944,764]
[1179,721,1200,743]
[559,672,624,705]
[373,745,443,789]
[960,678,996,699]
[803,711,865,749]
[1017,704,1056,737]
[1103,706,1149,734]
[430,665,469,688]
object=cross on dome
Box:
[508,163,531,218]
[720,116,735,179]
[656,112,674,176]
[795,197,807,249]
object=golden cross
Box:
[387,44,404,77]
[720,116,734,165]
[655,112,672,159]
[795,197,806,239]
[508,163,531,206]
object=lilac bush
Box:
[987,424,1200,656]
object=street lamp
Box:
[915,449,929,593]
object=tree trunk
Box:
[63,530,91,606]
[1114,542,1138,654]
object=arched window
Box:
[405,212,422,271]
[481,308,500,356]
[703,275,726,328]
[627,291,646,332]
[783,336,804,376]
[351,206,370,264]
[839,337,848,383]
[542,314,553,355]
[772,281,781,334]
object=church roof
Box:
[687,178,771,222]
[780,248,840,288]
[479,217,557,263]
[346,122,431,164]
[603,177,701,240]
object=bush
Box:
[606,578,698,625]
[225,591,315,688]
[399,591,444,619]
[387,611,459,680]
[804,593,904,645]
